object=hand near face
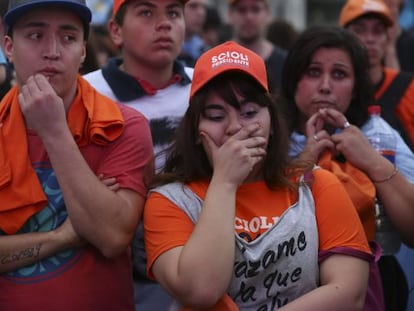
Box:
[18,74,66,138]
[301,110,336,163]
[200,123,267,186]
[322,108,382,172]
[309,108,381,171]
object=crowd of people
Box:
[0,0,413,310]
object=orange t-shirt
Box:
[145,169,370,282]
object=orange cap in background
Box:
[190,41,269,99]
[339,0,394,27]
[113,0,189,16]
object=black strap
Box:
[377,72,414,151]
[378,255,408,311]
[0,63,13,99]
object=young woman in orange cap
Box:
[143,40,371,311]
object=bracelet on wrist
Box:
[371,165,399,183]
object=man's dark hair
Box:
[0,1,8,18]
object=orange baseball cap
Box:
[190,41,269,99]
[339,0,394,27]
[113,0,189,16]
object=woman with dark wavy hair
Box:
[143,41,371,311]
[280,26,414,311]
[282,26,374,131]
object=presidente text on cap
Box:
[339,0,394,27]
[190,41,269,98]
[113,0,189,17]
[4,0,92,34]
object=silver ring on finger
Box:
[343,120,351,129]
[313,134,319,142]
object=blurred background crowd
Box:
[2,0,414,81]
[1,0,414,310]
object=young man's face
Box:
[347,16,389,68]
[111,0,185,68]
[4,8,86,99]
[184,0,207,37]
[228,0,271,44]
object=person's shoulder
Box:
[403,71,414,91]
[383,67,399,77]
[269,43,287,59]
[311,167,342,186]
[116,103,151,141]
[83,66,118,100]
[385,68,414,90]
[265,43,287,67]
[295,167,341,191]
[82,68,106,87]
[83,68,103,80]
[117,102,147,122]
[184,66,194,79]
[83,68,107,89]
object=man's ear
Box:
[3,36,14,64]
[79,44,86,69]
[108,18,123,49]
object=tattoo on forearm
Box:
[1,243,43,265]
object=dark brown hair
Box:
[152,71,307,189]
[281,26,375,133]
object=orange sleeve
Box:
[144,191,240,311]
[311,169,370,254]
[144,191,196,279]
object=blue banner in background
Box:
[400,0,414,29]
[0,49,6,64]
[86,0,113,26]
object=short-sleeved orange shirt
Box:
[144,168,370,281]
